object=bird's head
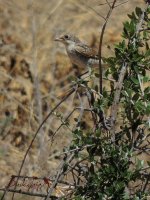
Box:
[55,34,80,46]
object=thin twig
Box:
[85,88,98,127]
[110,62,127,141]
[114,1,128,8]
[50,108,76,143]
[75,92,85,128]
[50,107,95,144]
[44,154,75,200]
[106,0,111,8]
[98,0,117,95]
[84,4,105,20]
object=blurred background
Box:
[0,0,146,199]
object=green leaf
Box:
[135,101,145,113]
[144,87,150,94]
[143,76,150,83]
[130,77,139,84]
[132,93,139,101]
[128,12,137,21]
[135,7,143,17]
[134,66,140,74]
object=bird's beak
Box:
[54,36,64,42]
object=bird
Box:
[54,34,101,69]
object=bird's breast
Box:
[67,50,87,68]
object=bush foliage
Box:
[68,4,150,200]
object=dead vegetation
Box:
[0,1,147,199]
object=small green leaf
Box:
[135,7,142,17]
[144,87,150,94]
[134,66,140,74]
[143,76,150,83]
[132,93,139,101]
[128,12,137,21]
[130,77,139,84]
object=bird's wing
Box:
[75,43,98,58]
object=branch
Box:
[110,63,127,140]
[98,0,117,95]
[44,154,75,200]
[109,4,149,141]
[98,0,117,123]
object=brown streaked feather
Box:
[75,43,98,58]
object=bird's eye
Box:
[64,35,69,39]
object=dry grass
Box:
[0,0,146,199]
